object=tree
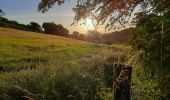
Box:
[79,34,86,40]
[0,9,5,16]
[38,0,64,13]
[42,22,69,36]
[38,0,170,30]
[29,22,42,32]
[42,22,56,34]
[102,28,133,44]
[131,10,170,71]
[86,30,102,43]
[72,31,80,38]
[71,31,86,40]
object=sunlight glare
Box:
[85,18,94,29]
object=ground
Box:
[0,27,132,100]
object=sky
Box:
[0,0,108,34]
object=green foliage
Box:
[129,13,170,98]
[70,31,86,41]
[38,0,170,30]
[38,0,64,13]
[42,22,69,37]
[0,17,43,33]
[131,11,170,75]
[29,22,42,32]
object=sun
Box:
[85,18,94,28]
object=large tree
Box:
[29,22,42,32]
[38,0,170,30]
[42,22,69,36]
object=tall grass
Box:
[128,50,163,99]
[0,27,132,99]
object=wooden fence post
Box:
[113,65,132,100]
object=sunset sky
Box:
[0,0,109,34]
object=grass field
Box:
[0,27,132,100]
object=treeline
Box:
[70,29,133,44]
[102,28,134,44]
[0,17,42,32]
[0,16,69,37]
[0,16,131,44]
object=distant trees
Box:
[70,29,131,44]
[0,16,71,37]
[29,22,42,32]
[86,30,102,43]
[0,9,5,17]
[78,34,86,40]
[0,17,28,30]
[72,31,80,38]
[0,17,42,32]
[70,30,102,43]
[0,15,131,43]
[103,28,134,44]
[71,31,86,40]
[0,15,42,32]
[42,22,69,37]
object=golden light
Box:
[85,18,94,29]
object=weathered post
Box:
[113,65,132,100]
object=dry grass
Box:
[0,27,131,99]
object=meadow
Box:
[0,27,132,100]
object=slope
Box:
[0,27,131,99]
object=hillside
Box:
[0,27,131,99]
[102,28,134,44]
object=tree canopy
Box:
[29,22,42,32]
[38,0,170,30]
[42,22,69,36]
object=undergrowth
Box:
[129,50,170,100]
